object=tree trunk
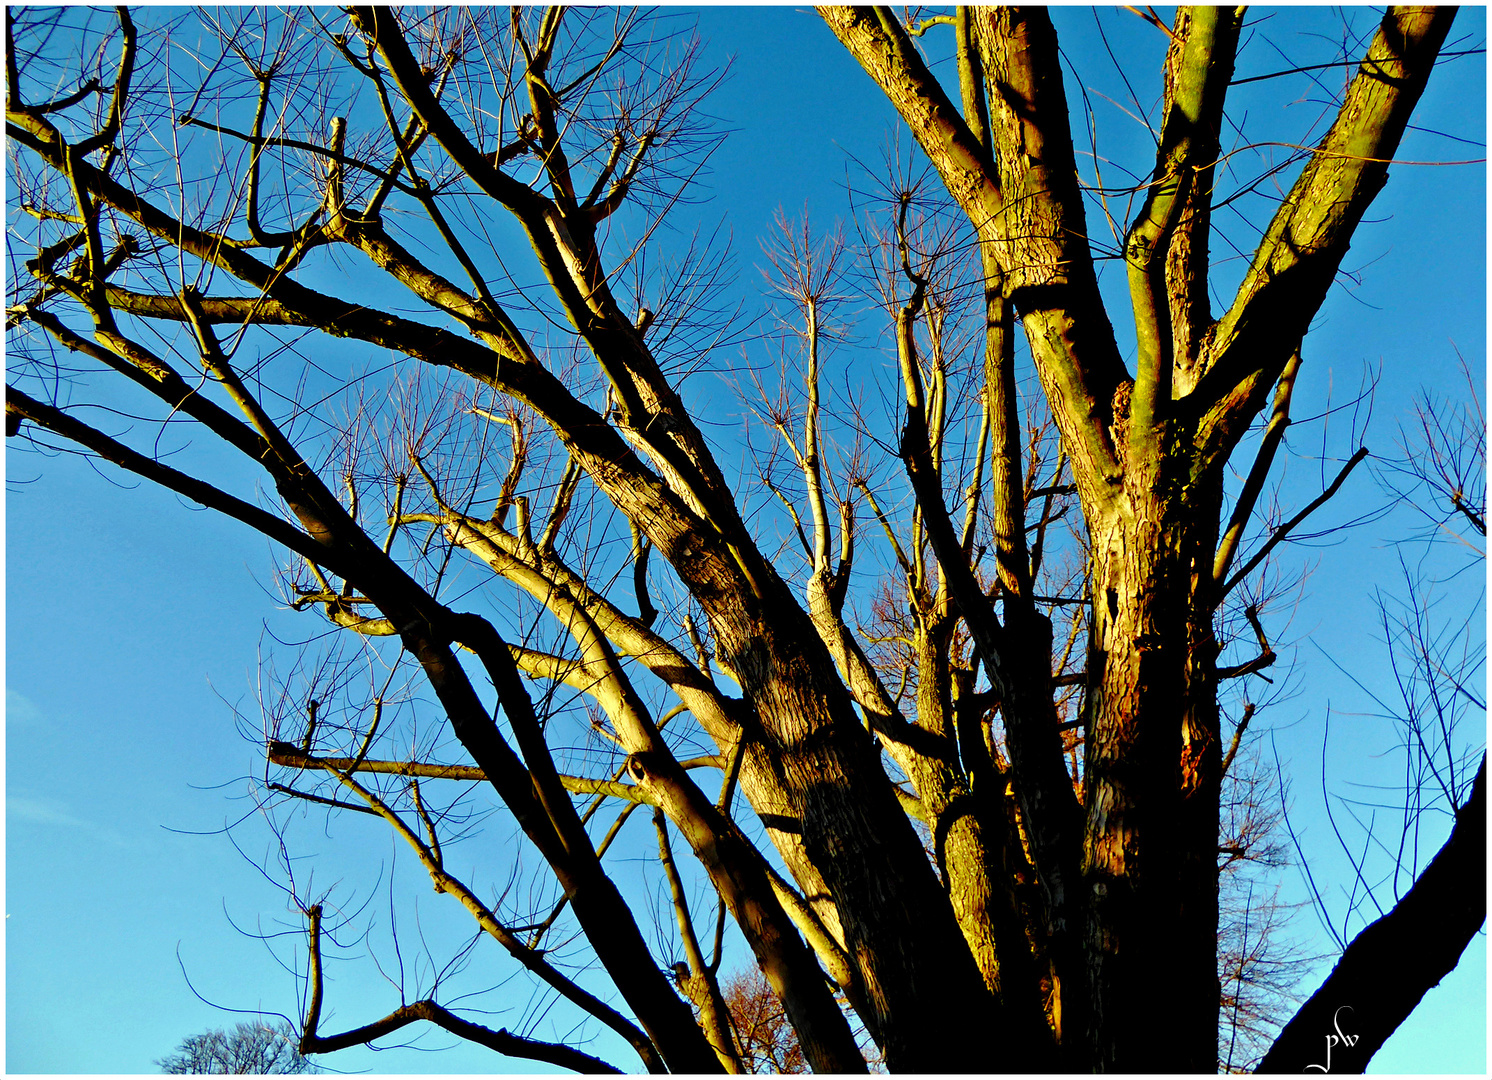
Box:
[705,580,1002,1070]
[1081,466,1225,1072]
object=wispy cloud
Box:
[6,688,44,729]
[7,795,90,829]
[8,793,136,849]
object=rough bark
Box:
[347,18,1012,1067]
[1080,479,1226,1072]
[1193,6,1460,469]
[8,5,1474,1073]
[823,4,1463,1073]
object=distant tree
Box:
[722,966,808,1074]
[158,1021,318,1075]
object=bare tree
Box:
[723,965,808,1074]
[6,5,1482,1073]
[158,1021,318,1075]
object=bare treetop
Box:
[158,1021,318,1075]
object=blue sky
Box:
[6,6,1486,1074]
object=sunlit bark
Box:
[6,5,1476,1074]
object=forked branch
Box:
[1221,447,1371,599]
[300,905,624,1073]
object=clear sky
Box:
[6,5,1486,1075]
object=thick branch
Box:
[969,6,1129,509]
[72,7,134,159]
[1194,7,1458,468]
[623,755,870,1074]
[445,614,721,1074]
[300,906,623,1073]
[307,999,623,1073]
[1125,6,1241,453]
[894,286,1083,1067]
[6,386,339,572]
[982,285,1033,601]
[654,810,746,1073]
[817,7,1001,230]
[1257,756,1486,1073]
[266,740,726,804]
[1164,8,1243,390]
